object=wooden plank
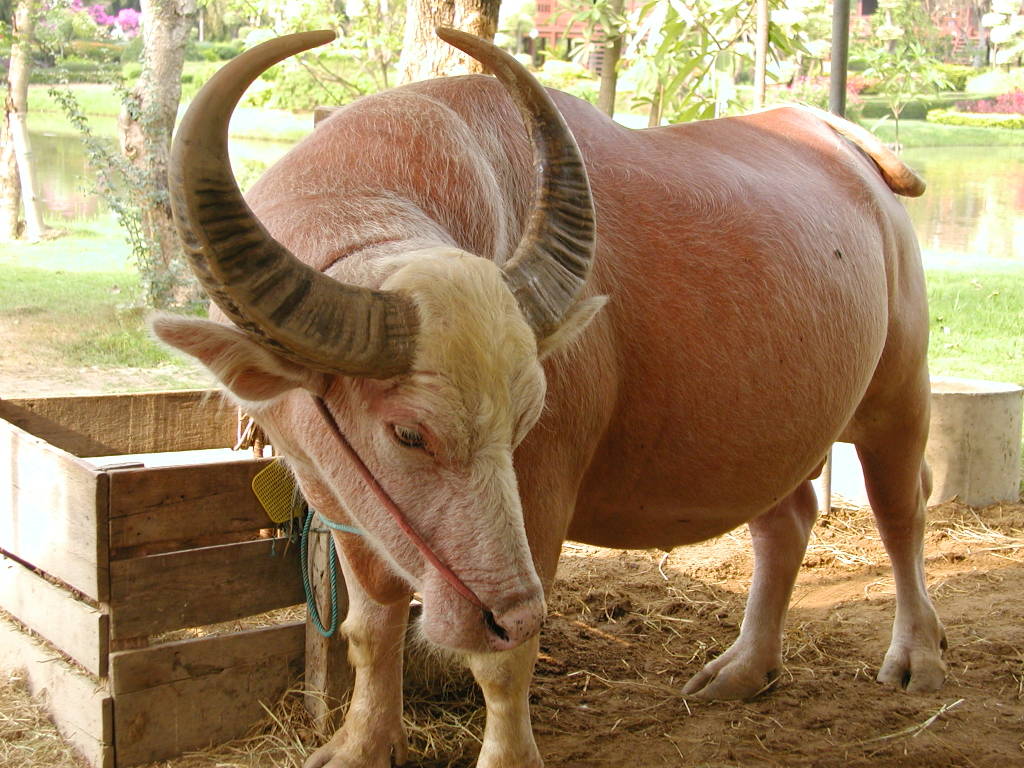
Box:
[0,418,108,601]
[108,458,274,557]
[0,612,113,768]
[0,553,108,677]
[3,390,236,457]
[112,623,304,765]
[108,538,303,640]
[304,529,351,730]
[110,620,304,694]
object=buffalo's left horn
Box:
[437,28,596,340]
[169,31,418,378]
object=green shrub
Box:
[535,60,598,104]
[120,36,143,65]
[122,62,142,80]
[184,38,205,62]
[214,41,243,60]
[926,108,1024,129]
[259,66,351,111]
[179,62,223,100]
[189,40,241,62]
[66,39,125,62]
[848,55,869,72]
[936,63,977,92]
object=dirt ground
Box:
[2,499,1022,768]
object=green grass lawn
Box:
[3,222,1020,387]
[0,222,196,380]
[870,119,1024,148]
[927,269,1024,386]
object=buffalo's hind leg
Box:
[684,480,818,700]
[853,372,947,693]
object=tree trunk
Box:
[397,0,501,84]
[1,0,46,242]
[596,0,625,118]
[753,0,769,109]
[646,81,662,128]
[119,0,200,308]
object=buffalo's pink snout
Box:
[484,594,546,651]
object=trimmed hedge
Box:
[858,93,995,120]
[23,61,119,84]
[927,108,1024,129]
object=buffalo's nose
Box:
[483,596,546,651]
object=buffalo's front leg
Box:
[466,636,543,768]
[684,480,818,700]
[304,534,411,768]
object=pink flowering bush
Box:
[957,89,1024,115]
[115,8,140,35]
[66,0,140,38]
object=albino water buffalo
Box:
[154,29,947,768]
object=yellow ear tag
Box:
[252,459,305,524]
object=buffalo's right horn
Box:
[169,31,418,379]
[436,28,596,341]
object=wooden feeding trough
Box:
[0,390,347,767]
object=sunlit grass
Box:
[870,118,1024,147]
[927,269,1024,385]
[1,217,133,272]
[0,225,198,381]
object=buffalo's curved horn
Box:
[437,28,596,339]
[169,31,418,378]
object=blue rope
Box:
[299,508,364,639]
[301,505,339,638]
[318,515,365,536]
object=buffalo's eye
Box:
[392,424,426,450]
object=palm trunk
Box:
[118,0,200,308]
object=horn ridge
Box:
[170,30,418,379]
[435,27,596,339]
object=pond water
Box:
[902,146,1024,270]
[29,130,1024,271]
[32,129,293,222]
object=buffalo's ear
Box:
[150,313,323,402]
[537,295,607,361]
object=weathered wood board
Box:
[108,538,304,640]
[111,623,305,765]
[0,613,113,768]
[0,417,109,601]
[0,388,349,768]
[107,458,274,558]
[0,553,108,677]
[1,390,235,457]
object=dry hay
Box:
[0,674,84,768]
[2,500,1023,767]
